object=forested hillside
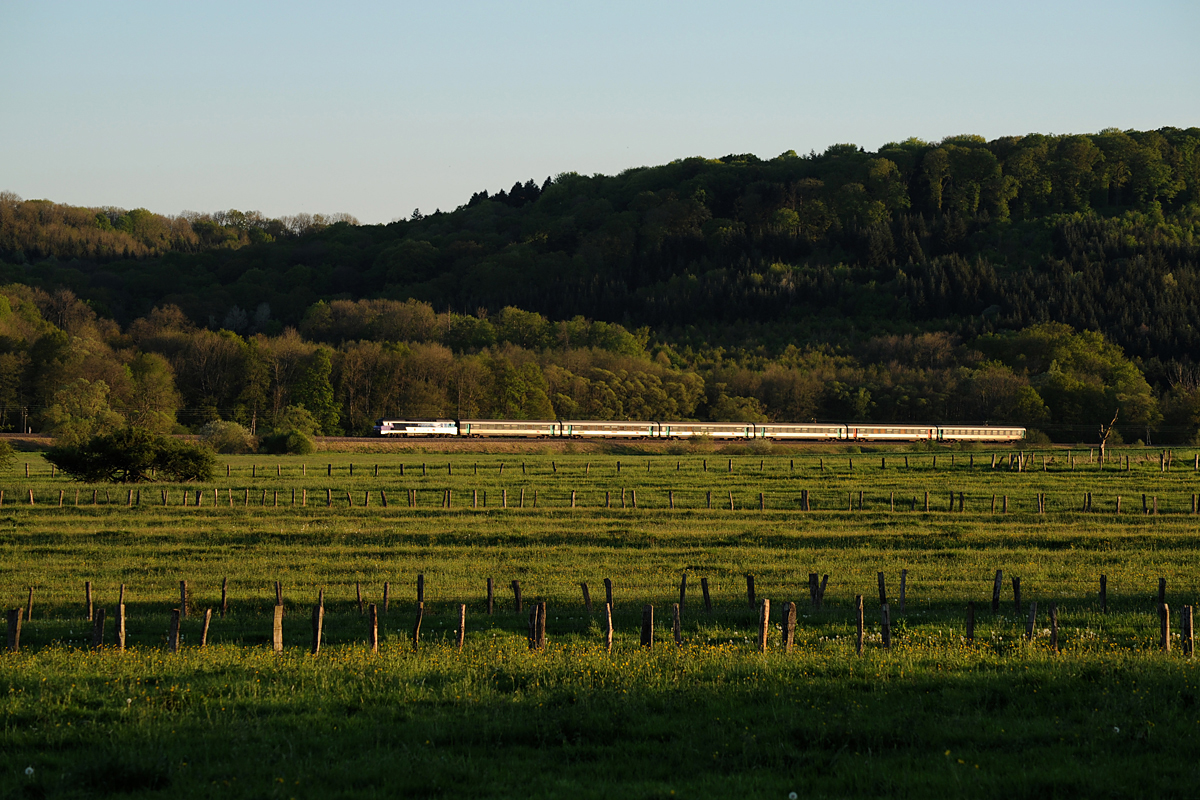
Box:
[2,127,1199,443]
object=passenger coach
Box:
[374,418,1026,442]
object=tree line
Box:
[0,286,1180,445]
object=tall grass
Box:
[2,446,1199,797]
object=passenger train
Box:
[374,419,1026,443]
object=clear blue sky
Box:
[3,1,1198,224]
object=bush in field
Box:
[259,430,316,455]
[0,440,14,471]
[200,420,256,454]
[1025,429,1053,445]
[259,405,319,454]
[45,427,215,483]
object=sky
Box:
[3,1,1198,224]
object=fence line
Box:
[4,569,1192,658]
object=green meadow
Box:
[2,444,1200,798]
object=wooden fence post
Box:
[272,604,284,654]
[899,569,907,614]
[220,577,228,617]
[1100,574,1107,612]
[673,603,682,648]
[486,578,494,615]
[511,580,522,613]
[678,574,687,612]
[412,603,423,651]
[25,587,33,622]
[85,581,93,621]
[641,605,653,648]
[115,603,125,651]
[581,582,592,613]
[1184,605,1194,658]
[92,608,105,649]
[383,582,390,614]
[782,602,796,653]
[992,570,1003,613]
[1025,601,1037,642]
[180,580,189,618]
[757,599,770,653]
[417,574,425,605]
[1159,577,1167,608]
[368,604,378,652]
[855,595,864,655]
[356,582,364,616]
[1049,603,1058,653]
[7,608,21,653]
[311,598,324,655]
[201,609,213,648]
[881,604,891,650]
[1160,603,1171,652]
[701,577,711,613]
[604,578,614,609]
[877,572,887,607]
[604,603,613,653]
[1013,577,1022,615]
[168,609,181,653]
[275,581,283,606]
[457,604,466,651]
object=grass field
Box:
[3,443,1200,798]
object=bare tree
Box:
[1099,410,1119,469]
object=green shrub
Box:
[0,439,14,471]
[1025,429,1053,445]
[45,427,215,483]
[200,420,256,454]
[259,430,316,455]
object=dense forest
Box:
[2,127,1199,444]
